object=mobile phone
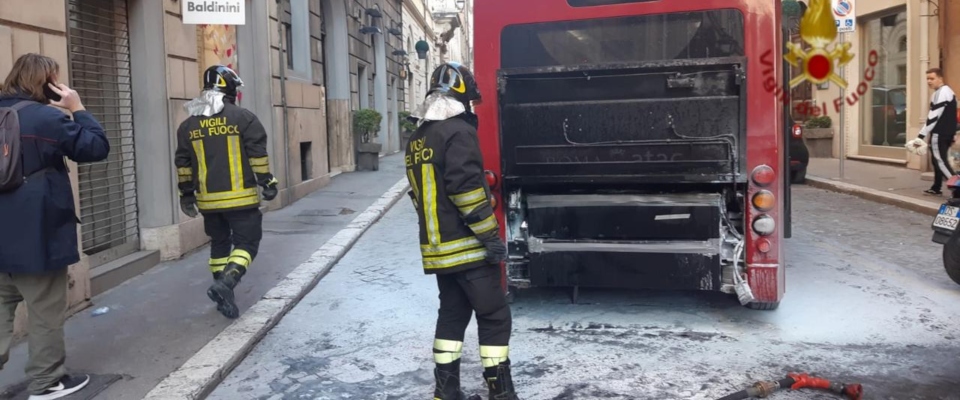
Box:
[43,81,62,103]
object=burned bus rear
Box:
[474,1,787,309]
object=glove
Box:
[476,230,507,264]
[906,138,928,156]
[260,177,279,201]
[180,194,198,218]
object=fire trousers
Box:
[433,263,512,368]
[203,208,263,274]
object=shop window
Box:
[860,9,908,148]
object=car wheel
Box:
[790,166,807,184]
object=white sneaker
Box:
[28,374,90,400]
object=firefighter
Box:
[174,65,278,319]
[406,62,520,400]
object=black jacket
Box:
[405,114,499,275]
[175,102,274,213]
[0,95,109,273]
[919,84,958,141]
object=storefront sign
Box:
[182,0,246,25]
[832,0,855,33]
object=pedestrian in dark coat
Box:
[0,53,109,399]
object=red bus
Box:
[474,0,790,309]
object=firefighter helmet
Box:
[202,65,244,98]
[428,62,481,105]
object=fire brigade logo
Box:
[784,0,854,89]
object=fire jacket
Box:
[174,103,274,213]
[405,115,499,275]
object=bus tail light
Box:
[485,170,498,190]
[792,124,803,139]
[756,238,772,253]
[490,195,498,210]
[752,190,775,212]
[751,165,776,186]
[752,215,775,236]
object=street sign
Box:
[182,0,246,25]
[832,0,855,33]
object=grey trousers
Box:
[0,269,67,394]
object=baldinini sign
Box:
[182,0,246,25]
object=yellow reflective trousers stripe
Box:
[480,345,509,368]
[228,249,252,268]
[209,257,229,273]
[433,339,463,365]
[192,141,208,193]
[423,164,441,246]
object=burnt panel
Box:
[525,200,721,241]
[527,252,722,291]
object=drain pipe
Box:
[277,0,291,196]
[920,0,930,139]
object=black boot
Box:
[207,262,246,318]
[212,271,223,281]
[483,360,519,400]
[434,359,481,400]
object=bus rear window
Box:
[500,10,745,69]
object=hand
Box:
[478,234,507,264]
[180,195,198,218]
[261,177,279,201]
[47,83,84,113]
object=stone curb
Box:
[806,175,941,215]
[142,177,410,400]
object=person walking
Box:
[0,53,110,399]
[174,65,278,319]
[406,62,520,400]
[915,68,958,195]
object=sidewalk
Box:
[805,158,943,215]
[0,154,407,399]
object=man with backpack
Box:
[0,53,109,399]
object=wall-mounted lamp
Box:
[360,26,382,34]
[392,49,408,56]
[365,7,383,18]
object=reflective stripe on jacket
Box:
[174,103,272,213]
[405,115,498,275]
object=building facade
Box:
[402,0,442,111]
[797,0,951,172]
[0,0,421,324]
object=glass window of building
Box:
[860,9,908,148]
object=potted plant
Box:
[803,115,835,158]
[399,111,417,148]
[354,108,383,171]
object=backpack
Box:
[0,101,34,193]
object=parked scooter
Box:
[931,175,960,285]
